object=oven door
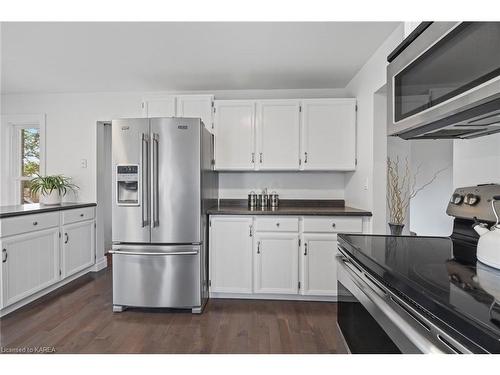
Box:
[336,252,472,354]
[337,255,401,354]
[387,22,500,138]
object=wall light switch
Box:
[80,159,88,168]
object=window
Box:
[17,127,41,203]
[1,115,46,205]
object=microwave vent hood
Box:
[387,22,500,140]
[396,97,500,140]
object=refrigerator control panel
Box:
[116,164,140,206]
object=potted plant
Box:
[387,157,447,235]
[29,174,79,205]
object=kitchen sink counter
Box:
[0,202,97,218]
[207,199,372,217]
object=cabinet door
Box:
[256,100,300,170]
[176,95,214,133]
[62,220,95,278]
[254,232,299,294]
[142,97,176,117]
[300,234,338,296]
[1,228,60,307]
[214,100,256,170]
[210,216,253,293]
[301,99,356,171]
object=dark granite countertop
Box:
[0,202,97,218]
[338,233,500,354]
[207,199,372,217]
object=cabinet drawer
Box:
[254,217,299,232]
[302,217,362,233]
[62,207,95,225]
[0,212,60,237]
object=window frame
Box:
[1,114,46,205]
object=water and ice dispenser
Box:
[116,164,140,206]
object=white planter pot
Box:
[40,190,61,205]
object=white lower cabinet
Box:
[300,233,338,296]
[209,216,253,293]
[1,227,60,307]
[253,232,299,294]
[209,215,363,300]
[0,207,96,314]
[62,220,95,278]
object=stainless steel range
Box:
[110,117,217,313]
[337,184,500,354]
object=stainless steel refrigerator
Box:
[110,117,217,313]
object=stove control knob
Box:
[464,193,480,206]
[450,193,463,205]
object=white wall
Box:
[453,133,500,187]
[409,140,454,236]
[343,24,405,229]
[218,172,345,199]
[1,88,348,204]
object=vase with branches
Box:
[387,156,448,235]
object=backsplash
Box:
[217,172,345,199]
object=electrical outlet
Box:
[80,159,88,168]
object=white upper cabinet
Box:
[176,95,214,133]
[301,98,356,171]
[256,100,301,170]
[142,96,177,118]
[214,100,256,170]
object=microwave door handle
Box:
[141,133,149,227]
[152,133,160,228]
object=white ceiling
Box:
[1,22,399,94]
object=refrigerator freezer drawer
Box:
[111,245,201,309]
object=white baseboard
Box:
[209,292,337,302]
[91,256,108,272]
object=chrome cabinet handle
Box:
[304,242,308,256]
[141,133,150,227]
[276,222,280,227]
[64,233,69,244]
[251,152,255,163]
[152,133,160,228]
[257,241,261,254]
[259,153,263,163]
[2,248,7,263]
[33,221,38,226]
[304,152,308,163]
[331,222,336,228]
[249,225,253,237]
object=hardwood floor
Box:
[0,268,341,354]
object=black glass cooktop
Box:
[337,234,500,353]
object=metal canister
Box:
[248,191,257,208]
[259,194,269,208]
[270,192,279,208]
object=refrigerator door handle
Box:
[152,133,160,228]
[109,250,198,256]
[141,133,150,227]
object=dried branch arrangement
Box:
[387,156,448,225]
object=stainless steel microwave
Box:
[387,22,500,139]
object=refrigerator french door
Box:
[111,117,208,313]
